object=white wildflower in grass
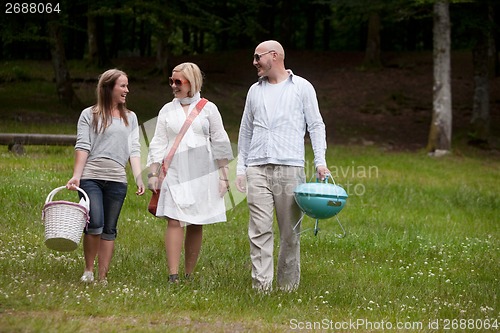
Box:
[480,306,494,313]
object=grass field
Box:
[0,143,498,332]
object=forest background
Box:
[1,0,499,150]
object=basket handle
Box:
[45,186,90,207]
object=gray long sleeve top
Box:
[75,107,141,167]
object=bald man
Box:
[236,40,330,292]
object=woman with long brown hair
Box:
[67,69,145,284]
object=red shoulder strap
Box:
[159,98,208,179]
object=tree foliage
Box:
[3,0,487,61]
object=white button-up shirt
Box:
[237,70,327,175]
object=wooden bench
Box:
[0,133,76,154]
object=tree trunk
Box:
[47,21,81,110]
[493,4,500,77]
[363,12,381,68]
[322,16,331,50]
[427,0,452,154]
[257,0,277,42]
[155,17,172,77]
[488,4,497,77]
[87,14,99,65]
[182,23,190,55]
[279,1,292,48]
[87,14,107,67]
[469,5,491,146]
[305,8,316,49]
[156,38,170,77]
[110,14,122,59]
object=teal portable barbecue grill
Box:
[293,175,348,236]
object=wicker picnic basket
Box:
[42,186,90,252]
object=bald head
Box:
[253,40,289,83]
[256,40,285,60]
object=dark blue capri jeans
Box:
[79,179,127,241]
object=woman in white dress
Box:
[147,62,233,283]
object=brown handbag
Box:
[148,98,208,216]
[147,190,161,215]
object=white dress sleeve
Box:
[206,102,233,161]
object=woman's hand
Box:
[219,179,229,197]
[66,177,80,190]
[136,180,145,196]
[148,176,159,193]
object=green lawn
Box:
[0,144,498,332]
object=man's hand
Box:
[317,165,330,181]
[235,175,247,193]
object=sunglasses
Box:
[169,77,188,86]
[253,50,275,62]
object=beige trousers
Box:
[246,165,306,291]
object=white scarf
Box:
[177,91,201,105]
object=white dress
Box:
[147,98,233,225]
